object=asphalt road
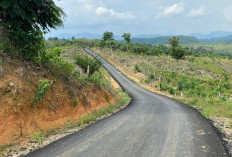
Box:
[26,48,229,157]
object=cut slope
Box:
[0,55,115,146]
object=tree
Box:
[122,33,131,52]
[102,31,114,51]
[122,33,131,44]
[168,36,185,60]
[0,0,66,60]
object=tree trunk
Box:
[87,65,90,77]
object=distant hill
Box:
[46,31,232,45]
[131,36,202,45]
[202,35,232,44]
[52,33,103,40]
[132,34,162,38]
[190,31,232,39]
[47,33,123,40]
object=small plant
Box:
[0,58,2,65]
[31,131,46,143]
[135,64,141,72]
[75,54,102,76]
[149,74,155,80]
[73,99,79,107]
[34,80,53,105]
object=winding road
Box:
[27,48,229,157]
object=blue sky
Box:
[49,0,232,36]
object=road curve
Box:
[26,48,229,157]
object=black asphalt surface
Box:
[26,48,229,157]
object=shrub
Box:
[135,64,141,72]
[37,47,75,78]
[171,46,186,60]
[73,99,79,107]
[75,54,102,76]
[31,131,46,143]
[34,80,53,105]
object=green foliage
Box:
[169,37,186,60]
[75,54,102,76]
[102,31,114,51]
[135,64,141,72]
[0,0,65,60]
[38,47,75,78]
[149,74,155,80]
[73,99,79,107]
[31,131,46,143]
[122,33,131,44]
[102,32,114,41]
[34,80,53,105]
[168,36,180,47]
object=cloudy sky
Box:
[49,0,232,36]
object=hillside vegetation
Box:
[45,37,232,121]
[93,48,232,118]
[0,2,131,155]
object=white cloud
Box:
[156,3,184,18]
[55,0,135,21]
[96,7,135,19]
[188,7,206,17]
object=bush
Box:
[37,47,75,78]
[135,64,141,72]
[73,99,79,107]
[31,131,46,143]
[171,46,186,60]
[34,80,53,105]
[75,54,102,76]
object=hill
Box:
[191,31,232,39]
[202,35,232,44]
[131,36,202,45]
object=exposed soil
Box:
[0,56,115,148]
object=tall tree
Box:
[122,33,131,44]
[102,31,114,51]
[122,33,131,51]
[0,0,66,60]
[168,36,185,60]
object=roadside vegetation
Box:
[0,2,131,156]
[46,33,232,120]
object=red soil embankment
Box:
[0,59,114,145]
